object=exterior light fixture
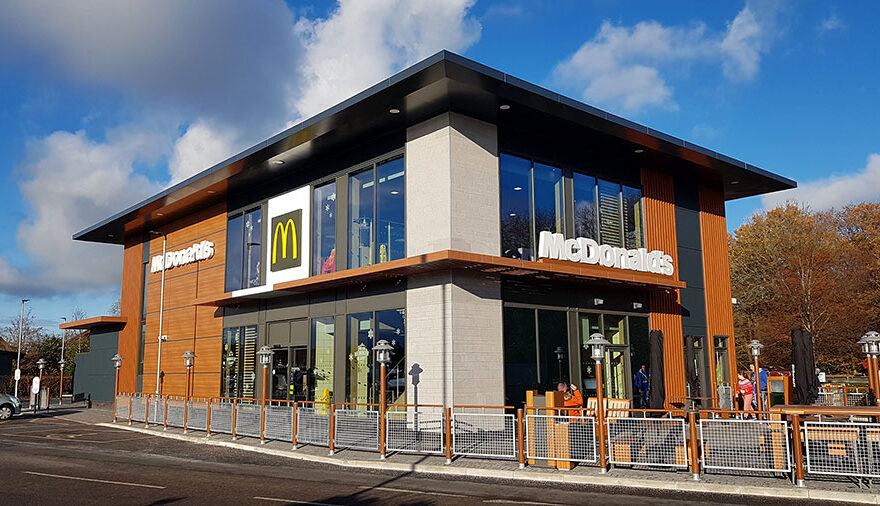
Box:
[634,149,644,153]
[867,331,880,357]
[748,339,764,358]
[373,339,394,459]
[390,190,399,195]
[730,180,740,185]
[499,104,511,110]
[633,302,643,309]
[182,350,196,368]
[374,339,393,366]
[271,160,285,165]
[513,186,522,191]
[586,332,611,472]
[509,213,516,217]
[586,333,610,362]
[257,345,274,366]
[112,354,124,370]
[554,346,565,362]
[389,108,401,114]
[858,334,870,355]
[156,213,164,216]
[111,353,123,422]
[593,298,604,306]
[256,345,274,443]
[37,358,47,370]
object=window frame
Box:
[225,203,267,292]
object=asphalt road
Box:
[0,410,818,505]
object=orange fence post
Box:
[595,364,607,473]
[517,408,525,469]
[445,407,452,465]
[292,401,298,449]
[231,398,238,440]
[328,403,336,455]
[206,398,212,437]
[144,394,151,428]
[128,395,132,425]
[163,396,168,430]
[791,414,805,487]
[688,410,700,481]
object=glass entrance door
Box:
[271,346,309,401]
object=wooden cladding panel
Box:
[146,274,198,314]
[195,305,222,339]
[145,306,196,342]
[196,265,225,299]
[118,240,143,393]
[699,185,737,384]
[642,168,686,408]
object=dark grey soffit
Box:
[73,50,796,245]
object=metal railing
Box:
[452,406,517,460]
[699,411,790,474]
[186,398,209,431]
[209,398,235,435]
[130,393,147,423]
[385,404,445,454]
[296,401,331,447]
[263,400,295,443]
[166,396,186,428]
[115,394,130,421]
[525,407,597,464]
[234,399,262,438]
[804,421,880,478]
[606,409,688,468]
[334,403,380,451]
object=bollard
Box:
[144,394,151,428]
[517,408,525,469]
[445,407,452,465]
[292,402,298,450]
[206,398,212,437]
[791,415,805,487]
[688,410,700,481]
[328,403,336,455]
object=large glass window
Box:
[225,208,262,291]
[573,172,598,240]
[503,307,537,408]
[377,309,406,405]
[598,179,623,247]
[346,313,373,404]
[622,185,644,249]
[533,162,564,241]
[220,325,257,398]
[500,154,533,260]
[348,157,406,269]
[376,158,405,263]
[344,309,406,405]
[313,182,337,275]
[310,317,336,402]
[577,313,649,402]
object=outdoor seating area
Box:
[113,392,880,487]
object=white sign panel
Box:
[538,231,675,277]
[264,185,311,287]
[150,240,215,273]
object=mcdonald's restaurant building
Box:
[72,52,795,410]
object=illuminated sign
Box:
[271,209,302,271]
[150,240,214,273]
[538,231,674,277]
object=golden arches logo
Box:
[273,219,297,263]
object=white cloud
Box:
[762,154,880,210]
[0,0,482,297]
[552,1,781,113]
[819,14,844,33]
[293,0,481,118]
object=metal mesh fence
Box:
[130,395,146,422]
[386,407,445,454]
[817,388,846,406]
[525,414,596,463]
[452,412,517,459]
[296,405,330,446]
[148,398,164,425]
[209,400,234,434]
[166,399,185,428]
[804,421,880,478]
[235,401,262,438]
[115,395,130,420]
[264,404,294,442]
[607,417,688,468]
[334,409,379,451]
[846,392,868,407]
[700,418,790,473]
[186,400,209,431]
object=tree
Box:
[729,203,871,374]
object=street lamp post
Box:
[865,331,880,406]
[36,358,47,411]
[748,340,765,415]
[257,346,274,444]
[182,350,196,433]
[586,333,610,473]
[858,335,875,402]
[374,339,393,460]
[13,298,30,399]
[151,230,167,396]
[554,346,566,384]
[112,354,123,422]
[59,316,66,406]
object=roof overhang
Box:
[74,51,796,245]
[59,316,127,331]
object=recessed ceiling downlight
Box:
[389,108,401,114]
[499,104,511,110]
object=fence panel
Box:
[525,414,596,463]
[148,397,164,425]
[130,395,146,422]
[264,403,294,442]
[846,392,868,407]
[607,417,688,468]
[115,394,130,420]
[334,409,379,451]
[452,412,517,459]
[296,405,330,446]
[187,400,209,431]
[386,407,445,454]
[804,421,880,478]
[235,401,262,438]
[166,398,186,428]
[209,400,234,435]
[700,418,790,473]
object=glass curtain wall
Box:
[500,154,533,259]
[622,185,644,249]
[225,208,263,291]
[313,182,337,275]
[346,313,373,404]
[377,309,406,405]
[344,309,406,405]
[310,317,336,403]
[349,157,405,269]
[220,325,258,398]
[577,314,649,403]
[573,172,598,240]
[597,179,623,247]
[503,307,538,407]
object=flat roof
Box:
[74,50,795,245]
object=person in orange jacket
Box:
[558,382,583,419]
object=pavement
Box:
[2,406,877,505]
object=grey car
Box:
[0,393,22,420]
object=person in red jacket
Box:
[737,372,755,419]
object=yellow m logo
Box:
[273,219,298,263]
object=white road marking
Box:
[22,471,165,489]
[253,497,338,505]
[357,485,467,498]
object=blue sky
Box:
[0,0,877,329]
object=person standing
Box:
[737,372,754,418]
[634,365,650,408]
[749,364,768,410]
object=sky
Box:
[0,0,877,329]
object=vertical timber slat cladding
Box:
[118,240,143,393]
[140,203,225,397]
[641,168,686,408]
[699,185,737,392]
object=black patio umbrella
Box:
[791,328,820,404]
[648,330,666,409]
[683,335,700,399]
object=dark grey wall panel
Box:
[72,330,119,402]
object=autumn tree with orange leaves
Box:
[729,202,880,374]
